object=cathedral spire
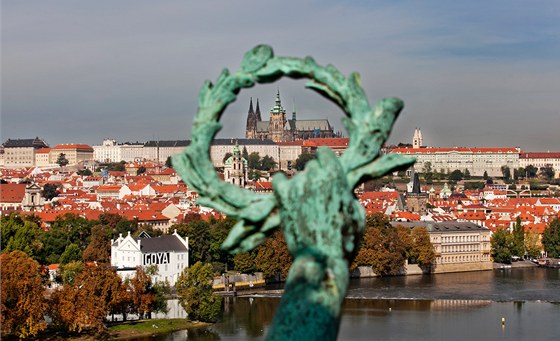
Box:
[248,97,254,115]
[246,98,257,139]
[255,98,262,121]
[292,98,296,121]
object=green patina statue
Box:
[172,45,415,340]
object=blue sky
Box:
[2,0,559,150]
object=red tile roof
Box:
[0,183,26,203]
[390,147,519,154]
[520,152,560,159]
[51,144,93,152]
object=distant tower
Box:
[246,98,258,139]
[405,170,428,215]
[268,90,288,143]
[413,128,423,148]
[224,142,247,188]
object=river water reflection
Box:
[145,268,560,340]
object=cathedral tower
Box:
[268,90,288,143]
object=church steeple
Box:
[292,99,296,121]
[413,127,423,148]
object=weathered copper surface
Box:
[173,45,414,340]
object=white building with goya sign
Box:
[110,230,189,284]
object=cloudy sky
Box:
[2,1,559,151]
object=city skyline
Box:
[2,1,559,151]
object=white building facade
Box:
[390,147,520,177]
[111,231,189,284]
[519,152,560,178]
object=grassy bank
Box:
[108,319,210,339]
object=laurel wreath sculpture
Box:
[172,45,415,341]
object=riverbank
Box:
[32,319,210,340]
[493,260,538,269]
[107,319,210,340]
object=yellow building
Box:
[49,144,94,165]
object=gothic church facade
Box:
[245,91,337,143]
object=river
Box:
[142,268,560,340]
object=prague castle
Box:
[245,90,337,142]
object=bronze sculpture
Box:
[172,45,414,340]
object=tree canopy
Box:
[56,153,69,167]
[294,152,315,171]
[491,228,512,263]
[1,251,48,338]
[176,261,222,322]
[542,219,560,258]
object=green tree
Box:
[50,213,92,250]
[176,262,222,322]
[77,168,93,176]
[259,155,277,171]
[2,216,44,259]
[525,165,538,178]
[483,171,488,180]
[464,182,485,190]
[249,169,263,182]
[165,156,173,168]
[42,183,60,200]
[524,231,542,259]
[56,153,69,167]
[242,146,249,161]
[409,227,436,269]
[542,219,560,258]
[208,217,236,267]
[108,161,126,172]
[0,251,48,338]
[175,221,211,264]
[516,167,525,180]
[136,166,147,175]
[247,152,261,170]
[511,217,525,258]
[463,168,471,180]
[422,161,432,175]
[59,261,84,285]
[294,152,315,171]
[501,165,511,181]
[491,228,512,263]
[448,169,463,182]
[539,165,555,181]
[39,213,93,264]
[233,252,256,273]
[59,243,82,265]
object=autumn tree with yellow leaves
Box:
[0,251,48,338]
